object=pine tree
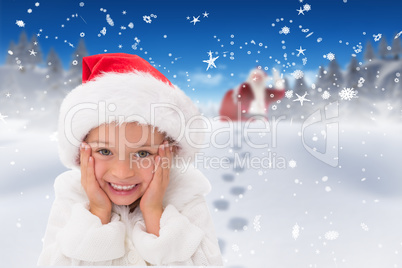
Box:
[27,34,44,66]
[364,41,376,61]
[16,31,29,62]
[46,48,63,74]
[378,36,389,59]
[326,59,343,91]
[67,39,89,87]
[391,35,401,60]
[293,76,308,94]
[69,39,89,73]
[345,57,360,89]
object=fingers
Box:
[153,141,173,184]
[80,142,94,189]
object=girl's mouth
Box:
[108,182,139,195]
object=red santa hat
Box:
[57,53,204,169]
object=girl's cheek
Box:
[138,157,154,170]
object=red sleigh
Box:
[219,82,285,122]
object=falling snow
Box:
[280,26,290,35]
[285,90,294,99]
[339,87,358,100]
[324,231,339,240]
[321,91,331,100]
[324,52,336,61]
[292,223,300,240]
[106,14,114,26]
[16,20,25,27]
[292,69,304,79]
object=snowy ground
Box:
[1,118,402,267]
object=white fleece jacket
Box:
[37,164,223,266]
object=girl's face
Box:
[85,122,165,206]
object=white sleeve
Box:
[132,198,223,266]
[37,172,126,265]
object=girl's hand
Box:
[80,142,112,224]
[140,140,175,236]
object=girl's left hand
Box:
[140,140,174,214]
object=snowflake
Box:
[80,32,85,37]
[292,69,304,79]
[190,16,200,25]
[293,92,310,106]
[16,20,25,27]
[373,33,382,42]
[324,52,335,61]
[203,51,219,71]
[339,87,358,100]
[303,3,311,11]
[100,27,106,36]
[143,15,152,23]
[292,223,300,240]
[29,49,37,56]
[353,44,363,54]
[106,14,114,26]
[321,91,331,100]
[253,215,261,232]
[358,77,365,88]
[324,231,339,240]
[361,223,369,231]
[79,2,84,7]
[128,22,134,29]
[285,90,294,99]
[280,26,290,35]
[288,159,297,168]
[302,57,307,65]
[232,244,239,252]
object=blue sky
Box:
[1,0,401,103]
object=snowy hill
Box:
[1,119,402,267]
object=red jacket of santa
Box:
[219,68,285,121]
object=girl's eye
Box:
[98,149,112,156]
[135,151,150,158]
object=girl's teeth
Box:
[110,183,136,191]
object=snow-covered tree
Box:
[69,39,88,72]
[378,36,389,59]
[293,76,308,94]
[391,36,401,60]
[345,57,360,88]
[16,31,29,63]
[319,59,343,91]
[26,35,44,66]
[46,48,63,74]
[67,39,89,87]
[364,41,376,61]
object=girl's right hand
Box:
[80,142,112,224]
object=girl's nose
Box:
[111,159,135,180]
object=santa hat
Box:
[57,53,204,170]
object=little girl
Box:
[38,53,223,265]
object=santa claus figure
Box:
[219,67,285,121]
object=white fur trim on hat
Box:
[57,72,205,169]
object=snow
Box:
[1,51,402,266]
[1,118,402,267]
